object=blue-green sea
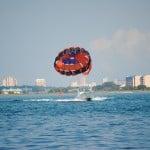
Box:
[0,92,150,150]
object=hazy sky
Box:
[0,0,150,86]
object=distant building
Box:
[133,75,141,87]
[35,79,46,87]
[126,76,133,87]
[70,76,88,87]
[140,75,150,87]
[70,81,78,87]
[70,78,96,87]
[126,74,150,88]
[114,79,125,88]
[102,77,108,84]
[89,82,96,87]
[2,88,22,95]
[126,75,141,87]
[2,76,17,87]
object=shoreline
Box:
[0,90,150,97]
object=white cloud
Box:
[90,29,150,79]
[92,29,150,53]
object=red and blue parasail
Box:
[54,47,92,76]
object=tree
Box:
[137,85,146,90]
[102,82,119,90]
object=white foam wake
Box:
[23,98,52,102]
[55,97,108,102]
[92,97,108,101]
[55,98,85,102]
[23,97,109,102]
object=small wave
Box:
[120,91,133,94]
[23,98,83,102]
[56,98,85,102]
[23,99,52,102]
[92,97,108,101]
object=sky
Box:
[0,0,150,86]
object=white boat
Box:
[75,86,94,101]
[76,91,92,101]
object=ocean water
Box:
[0,92,150,150]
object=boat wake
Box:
[23,96,109,102]
[23,98,51,102]
[55,96,108,102]
[92,97,108,101]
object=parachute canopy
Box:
[54,47,92,76]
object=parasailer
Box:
[54,47,92,76]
